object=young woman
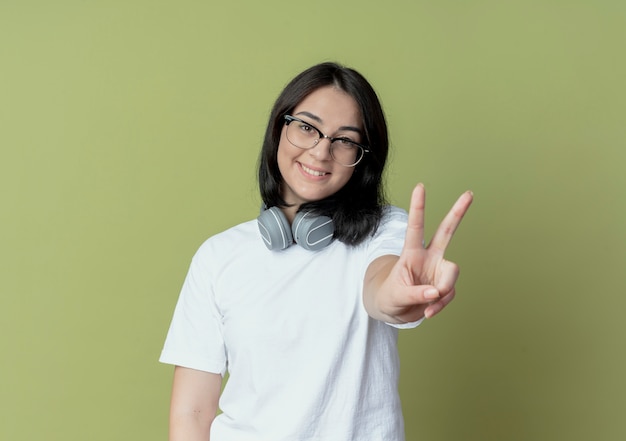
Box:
[160,62,473,441]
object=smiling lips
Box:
[300,163,329,177]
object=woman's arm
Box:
[363,184,473,323]
[169,366,222,441]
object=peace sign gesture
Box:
[363,184,473,324]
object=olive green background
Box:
[1,1,624,440]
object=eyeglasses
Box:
[284,115,370,167]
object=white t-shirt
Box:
[160,206,420,441]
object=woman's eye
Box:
[335,137,356,147]
[298,123,313,133]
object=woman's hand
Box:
[364,184,473,323]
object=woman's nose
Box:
[309,137,333,160]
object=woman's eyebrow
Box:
[295,111,364,136]
[295,111,323,124]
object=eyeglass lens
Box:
[286,119,363,167]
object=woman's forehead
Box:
[292,86,362,129]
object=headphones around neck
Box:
[257,206,334,251]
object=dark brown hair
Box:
[258,62,389,246]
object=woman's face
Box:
[277,86,362,209]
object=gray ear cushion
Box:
[257,207,293,250]
[292,211,334,251]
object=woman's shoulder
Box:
[194,218,262,259]
[380,205,408,223]
[366,205,408,241]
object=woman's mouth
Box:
[300,163,328,177]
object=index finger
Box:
[428,190,473,253]
[404,183,426,252]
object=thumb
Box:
[394,284,440,307]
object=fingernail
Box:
[424,288,439,300]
